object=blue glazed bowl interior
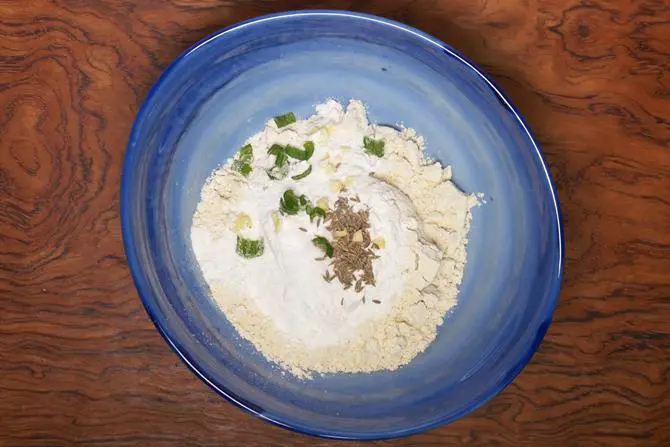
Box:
[122,11,562,439]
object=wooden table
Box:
[1,1,669,445]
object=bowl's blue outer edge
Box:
[120,9,565,441]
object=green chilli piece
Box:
[306,205,326,222]
[268,144,289,168]
[266,144,290,180]
[236,236,264,259]
[312,236,334,258]
[276,151,289,167]
[303,141,315,160]
[238,163,252,177]
[279,189,302,215]
[274,112,297,128]
[232,161,252,176]
[267,144,283,155]
[363,136,385,157]
[232,144,254,177]
[291,164,312,181]
[237,144,253,163]
[266,164,289,180]
[284,141,315,161]
[266,142,314,181]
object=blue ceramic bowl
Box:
[121,10,563,440]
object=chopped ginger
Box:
[271,212,281,233]
[234,213,252,233]
[320,161,337,174]
[334,230,348,238]
[330,180,346,192]
[316,197,329,211]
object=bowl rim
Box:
[121,9,564,440]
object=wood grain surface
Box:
[1,0,669,445]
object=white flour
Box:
[191,100,479,377]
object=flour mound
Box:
[191,100,479,378]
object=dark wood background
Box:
[1,0,669,445]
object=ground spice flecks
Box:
[320,196,378,293]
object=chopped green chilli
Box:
[232,161,252,177]
[266,144,290,180]
[266,165,289,180]
[235,236,264,259]
[300,194,312,209]
[268,144,282,155]
[283,145,302,160]
[306,205,327,222]
[363,136,385,157]
[284,142,315,161]
[232,144,254,176]
[312,236,334,258]
[238,163,252,177]
[275,150,288,168]
[291,164,312,181]
[279,189,302,215]
[266,142,315,181]
[268,144,289,168]
[303,141,315,155]
[237,144,253,163]
[274,112,296,128]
